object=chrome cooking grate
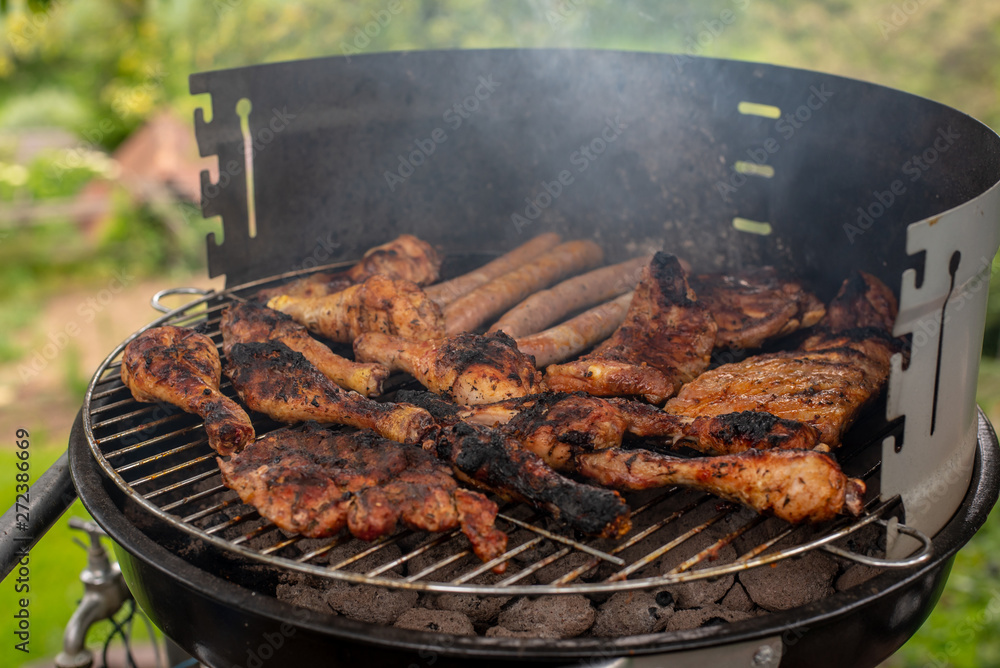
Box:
[81,263,933,596]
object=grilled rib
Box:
[218,422,508,569]
[256,234,442,301]
[121,326,254,456]
[666,271,900,447]
[354,331,542,405]
[225,341,435,444]
[691,267,826,350]
[544,252,717,403]
[428,422,632,538]
[220,302,389,397]
[267,274,445,343]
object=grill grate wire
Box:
[81,263,933,596]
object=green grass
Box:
[0,434,153,668]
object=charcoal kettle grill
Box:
[4,49,1000,667]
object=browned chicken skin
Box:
[404,391,856,523]
[453,392,821,456]
[121,326,255,456]
[225,341,435,445]
[576,448,865,524]
[691,267,826,350]
[267,274,445,343]
[428,422,632,538]
[255,234,442,301]
[544,252,717,403]
[220,302,389,397]
[218,423,507,569]
[354,331,542,405]
[666,272,900,447]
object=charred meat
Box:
[429,422,632,538]
[354,331,542,405]
[121,326,254,456]
[666,272,900,447]
[256,234,441,301]
[218,422,508,569]
[221,302,389,397]
[576,448,865,524]
[691,267,826,350]
[544,252,717,403]
[225,341,435,445]
[268,274,445,343]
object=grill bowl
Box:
[68,407,998,667]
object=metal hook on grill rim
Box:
[150,287,215,313]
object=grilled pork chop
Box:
[666,271,900,447]
[354,331,542,405]
[220,302,389,397]
[543,252,717,404]
[218,423,508,569]
[225,341,435,444]
[121,326,254,456]
[691,267,826,350]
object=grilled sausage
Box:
[516,292,633,367]
[425,232,562,306]
[488,255,651,338]
[444,240,604,335]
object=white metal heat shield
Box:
[884,181,1000,555]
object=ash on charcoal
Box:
[591,591,673,637]
[656,604,754,632]
[426,570,518,623]
[719,581,755,613]
[275,582,335,615]
[325,573,419,625]
[835,564,883,592]
[496,595,596,638]
[326,540,404,574]
[394,609,475,635]
[651,537,737,609]
[739,550,838,611]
